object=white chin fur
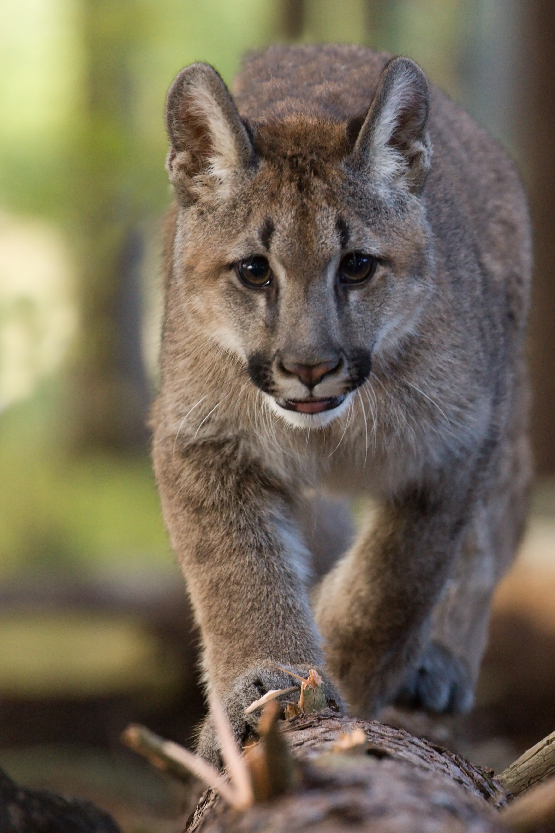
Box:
[264,392,353,429]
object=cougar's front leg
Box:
[314,483,469,717]
[154,437,340,762]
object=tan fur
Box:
[152,45,532,762]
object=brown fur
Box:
[152,45,532,763]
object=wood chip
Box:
[245,687,298,715]
[333,728,368,754]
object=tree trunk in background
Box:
[434,0,555,478]
[280,0,305,39]
[280,0,389,45]
[70,0,150,453]
[525,0,555,476]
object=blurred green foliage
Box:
[0,0,283,222]
[0,385,168,575]
[0,608,182,695]
[0,0,472,220]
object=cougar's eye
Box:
[236,255,272,288]
[338,251,377,285]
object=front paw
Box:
[195,663,344,766]
[394,641,474,714]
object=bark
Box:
[182,709,509,832]
[122,701,555,833]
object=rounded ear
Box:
[351,57,431,193]
[165,63,256,200]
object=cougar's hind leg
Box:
[396,407,531,714]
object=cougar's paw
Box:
[394,642,474,714]
[195,664,344,766]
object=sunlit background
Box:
[1,1,555,830]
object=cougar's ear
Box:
[165,63,256,200]
[351,57,431,193]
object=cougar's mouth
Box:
[277,395,346,414]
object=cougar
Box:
[152,44,532,762]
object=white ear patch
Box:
[373,71,419,146]
[371,74,419,181]
[165,63,254,198]
[354,57,431,193]
[186,80,241,185]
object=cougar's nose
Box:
[279,358,341,388]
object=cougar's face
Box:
[179,121,432,429]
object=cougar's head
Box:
[164,57,434,429]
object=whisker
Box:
[328,398,354,458]
[419,280,448,303]
[193,401,224,439]
[363,383,378,448]
[356,389,369,467]
[193,382,250,439]
[173,394,210,459]
[256,389,280,453]
[404,379,451,425]
[369,370,388,398]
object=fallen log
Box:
[123,692,555,833]
[124,704,509,832]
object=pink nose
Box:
[280,359,340,387]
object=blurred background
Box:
[1,0,555,830]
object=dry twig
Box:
[497,728,555,796]
[121,723,247,809]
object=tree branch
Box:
[497,728,555,796]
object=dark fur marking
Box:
[336,217,350,249]
[349,348,372,388]
[260,218,274,250]
[394,485,442,518]
[247,352,274,394]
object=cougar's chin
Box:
[265,392,351,429]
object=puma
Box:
[152,44,532,762]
